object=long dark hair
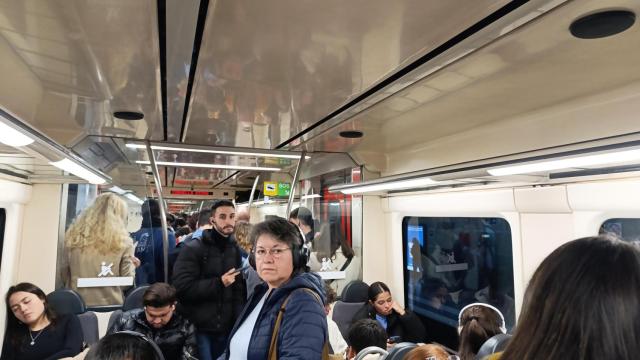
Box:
[140,199,162,228]
[458,305,503,360]
[315,222,355,261]
[501,236,640,360]
[5,283,57,347]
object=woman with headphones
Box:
[223,218,328,359]
[457,303,506,360]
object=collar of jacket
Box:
[201,228,234,245]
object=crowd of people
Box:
[3,193,640,360]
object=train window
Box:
[403,217,515,348]
[0,209,5,269]
[599,218,640,245]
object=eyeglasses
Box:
[254,247,291,259]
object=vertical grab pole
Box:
[286,151,306,217]
[248,174,260,210]
[146,141,170,282]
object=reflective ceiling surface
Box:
[298,0,640,174]
[0,0,163,146]
[182,0,511,147]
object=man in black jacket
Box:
[107,283,198,360]
[172,200,246,360]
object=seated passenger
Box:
[404,344,451,360]
[346,319,387,360]
[61,193,136,307]
[324,283,348,356]
[224,218,327,359]
[457,303,505,360]
[352,281,426,344]
[107,283,197,360]
[498,236,640,360]
[85,332,158,360]
[1,283,84,360]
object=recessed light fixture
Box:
[51,158,106,184]
[114,111,144,120]
[126,143,308,159]
[488,149,640,176]
[0,121,34,147]
[333,177,437,194]
[136,160,281,172]
[570,10,635,39]
[339,130,364,139]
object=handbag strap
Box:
[268,288,330,360]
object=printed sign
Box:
[278,182,291,196]
[264,181,278,196]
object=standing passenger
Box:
[225,218,328,359]
[131,199,176,285]
[172,200,246,360]
[288,207,315,246]
[61,193,136,306]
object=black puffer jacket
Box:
[352,303,427,343]
[171,229,246,334]
[107,309,197,360]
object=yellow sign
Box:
[264,181,278,196]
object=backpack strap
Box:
[268,288,330,360]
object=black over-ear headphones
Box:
[248,218,309,271]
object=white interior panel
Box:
[17,184,62,293]
[362,196,390,286]
[386,188,516,213]
[514,186,571,213]
[567,178,640,211]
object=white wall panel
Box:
[386,188,516,213]
[17,184,62,293]
[362,196,390,286]
[567,179,640,211]
[514,186,571,213]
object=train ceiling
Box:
[1,0,640,195]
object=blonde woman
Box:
[61,193,136,306]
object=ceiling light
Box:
[50,159,106,184]
[337,177,437,194]
[109,186,127,195]
[126,143,308,159]
[125,193,143,205]
[135,161,281,172]
[301,194,321,200]
[488,149,640,176]
[0,122,34,147]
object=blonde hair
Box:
[65,193,131,254]
[404,344,451,360]
[235,221,252,252]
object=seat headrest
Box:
[123,286,149,311]
[47,289,86,315]
[341,280,369,303]
[385,342,418,360]
[475,333,512,360]
[354,346,388,360]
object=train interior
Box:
[1,0,640,352]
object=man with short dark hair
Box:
[172,200,246,360]
[289,207,315,245]
[346,319,388,359]
[107,283,197,360]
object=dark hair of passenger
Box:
[142,283,177,308]
[404,344,450,360]
[367,281,391,302]
[211,199,235,215]
[458,305,503,360]
[197,209,212,227]
[347,319,387,354]
[141,199,162,228]
[5,283,57,347]
[315,222,355,261]
[289,207,314,229]
[174,218,187,228]
[250,217,308,273]
[175,226,191,238]
[85,332,157,360]
[186,214,197,232]
[323,282,338,305]
[501,236,640,360]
